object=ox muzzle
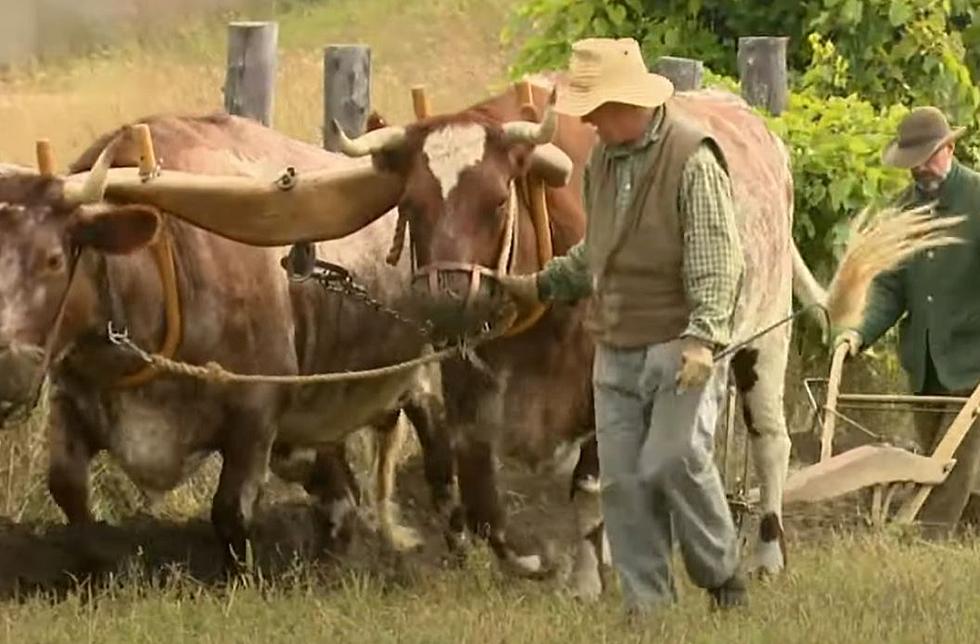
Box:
[408,186,521,340]
[0,343,46,428]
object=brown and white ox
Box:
[0,113,454,565]
[328,80,891,597]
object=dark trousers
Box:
[913,349,980,531]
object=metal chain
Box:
[303,260,436,342]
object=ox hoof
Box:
[746,540,785,577]
[382,523,424,553]
[504,551,555,580]
[569,573,602,602]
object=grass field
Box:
[3,530,980,643]
[1,0,976,641]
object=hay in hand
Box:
[824,202,966,331]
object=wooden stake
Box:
[35,139,56,176]
[411,86,431,119]
[129,124,157,178]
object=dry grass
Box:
[0,0,517,166]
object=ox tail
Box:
[814,203,965,338]
[791,241,828,333]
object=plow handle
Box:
[819,343,849,461]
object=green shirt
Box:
[856,160,980,393]
[537,110,744,347]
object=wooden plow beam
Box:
[746,344,980,526]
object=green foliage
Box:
[502,0,812,80]
[763,88,911,282]
[505,0,980,161]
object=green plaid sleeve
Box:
[678,143,745,348]
[537,238,593,303]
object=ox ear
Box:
[69,204,161,255]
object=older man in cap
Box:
[500,37,746,612]
[835,106,980,534]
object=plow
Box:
[723,341,979,529]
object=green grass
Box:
[3,533,980,643]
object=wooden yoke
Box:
[115,124,182,388]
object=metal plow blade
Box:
[745,444,955,506]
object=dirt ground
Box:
[0,424,878,602]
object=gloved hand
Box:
[832,328,862,357]
[676,337,715,392]
[497,273,542,307]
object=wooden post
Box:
[652,56,703,92]
[224,21,278,126]
[737,36,789,115]
[322,44,371,152]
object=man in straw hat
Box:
[499,37,747,612]
[834,106,980,535]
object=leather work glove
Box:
[676,337,715,393]
[497,273,542,307]
[832,328,862,357]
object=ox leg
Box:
[303,442,360,552]
[403,395,457,519]
[569,434,608,601]
[47,394,97,524]
[455,433,545,577]
[372,409,423,552]
[733,342,791,575]
[211,409,276,570]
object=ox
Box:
[0,112,452,565]
[327,79,945,597]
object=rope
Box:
[111,335,488,385]
[107,312,511,385]
[386,210,409,266]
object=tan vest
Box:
[584,103,728,348]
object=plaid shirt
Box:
[539,111,744,348]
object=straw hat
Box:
[555,38,674,117]
[882,106,966,169]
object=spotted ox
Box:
[0,113,448,564]
[328,78,926,596]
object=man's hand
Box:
[833,328,862,357]
[497,273,541,307]
[676,337,715,392]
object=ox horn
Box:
[62,133,125,205]
[502,100,558,146]
[331,119,406,158]
[526,143,573,187]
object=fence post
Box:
[652,56,703,92]
[322,44,371,152]
[737,36,789,115]
[223,21,278,126]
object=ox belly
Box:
[276,371,421,445]
[103,391,221,494]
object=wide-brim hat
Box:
[882,106,966,169]
[554,38,674,117]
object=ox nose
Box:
[0,343,45,410]
[410,270,508,339]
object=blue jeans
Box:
[592,339,738,611]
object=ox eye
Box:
[45,252,65,273]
